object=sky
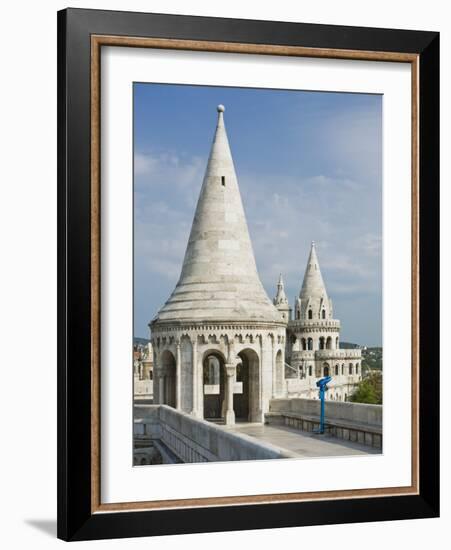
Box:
[134,83,382,346]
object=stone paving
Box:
[224,422,380,458]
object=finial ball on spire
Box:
[217,104,225,113]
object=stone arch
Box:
[205,355,221,385]
[322,309,326,319]
[323,363,330,377]
[200,344,226,363]
[160,350,176,408]
[326,336,332,350]
[349,363,353,375]
[237,348,261,422]
[308,309,313,319]
[319,336,325,350]
[335,364,339,376]
[307,337,313,350]
[301,338,307,351]
[202,349,226,420]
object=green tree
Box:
[349,372,382,404]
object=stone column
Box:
[197,346,204,419]
[271,335,276,398]
[261,333,274,416]
[191,338,198,416]
[152,347,159,403]
[175,341,181,410]
[158,372,165,404]
[224,363,236,425]
[153,365,162,404]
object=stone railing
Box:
[315,349,362,360]
[134,404,297,463]
[289,319,340,330]
[266,398,382,449]
[289,349,361,362]
[290,350,316,360]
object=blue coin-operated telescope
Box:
[314,376,332,434]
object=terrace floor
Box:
[223,422,380,458]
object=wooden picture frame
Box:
[57,7,439,541]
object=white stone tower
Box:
[150,106,286,424]
[293,241,338,351]
[286,242,362,400]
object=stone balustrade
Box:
[315,349,362,359]
[134,404,297,463]
[289,319,341,330]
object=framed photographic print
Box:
[57,8,439,541]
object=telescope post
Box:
[319,385,325,433]
[313,376,332,435]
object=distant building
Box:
[133,342,153,401]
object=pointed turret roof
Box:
[273,274,289,306]
[299,242,329,301]
[153,105,283,325]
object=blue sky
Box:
[134,83,382,346]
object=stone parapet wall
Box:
[134,404,296,462]
[284,378,360,400]
[269,398,382,426]
[266,413,382,449]
[267,398,382,449]
[134,379,153,399]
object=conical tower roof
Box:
[297,241,333,320]
[299,242,328,301]
[153,105,283,325]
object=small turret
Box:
[295,242,333,321]
[273,274,291,322]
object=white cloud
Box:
[135,151,204,187]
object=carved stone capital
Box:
[224,363,237,378]
[153,363,165,376]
